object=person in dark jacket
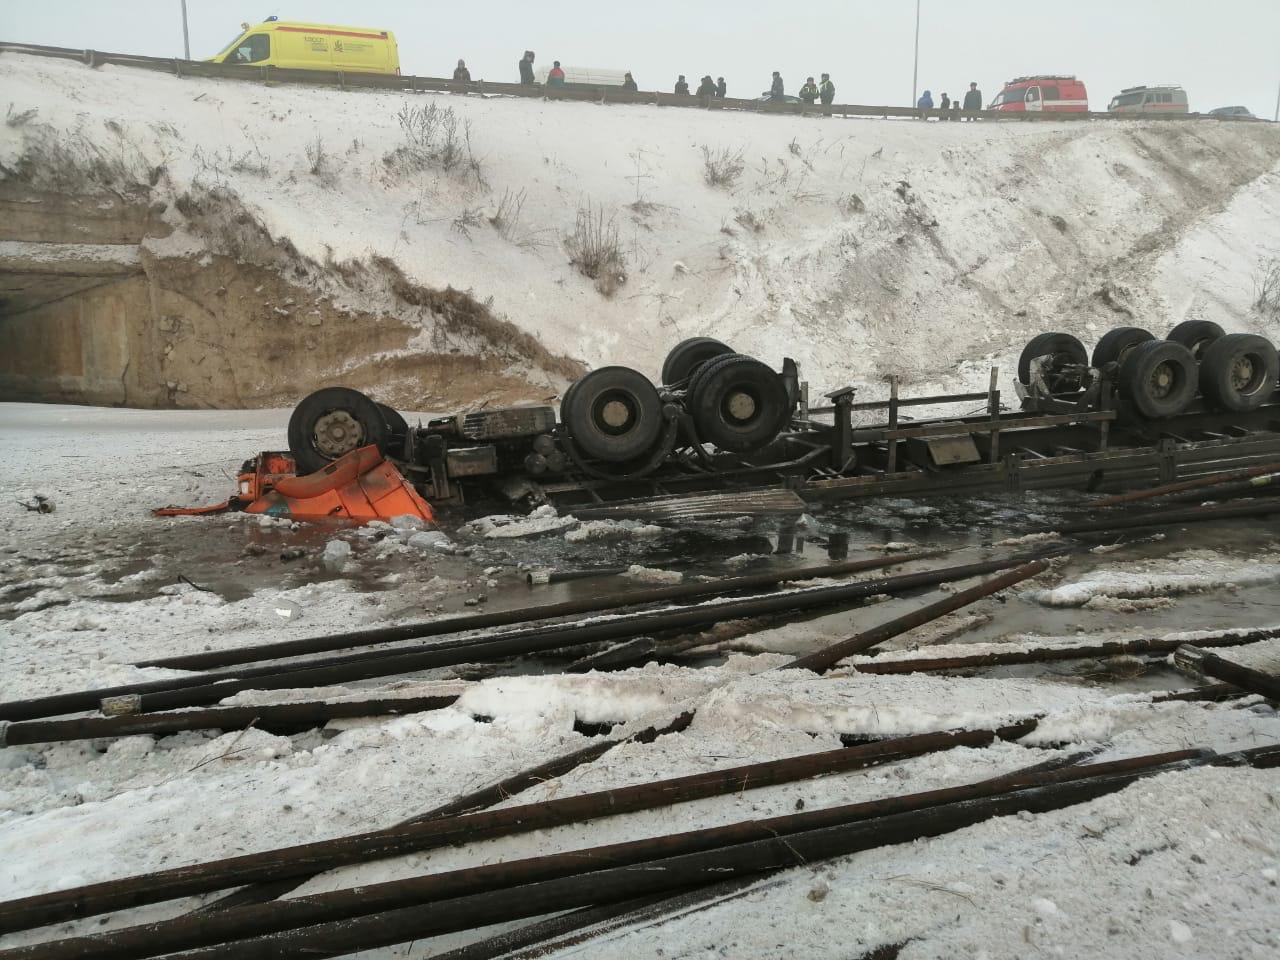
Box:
[819,73,835,105]
[770,71,784,99]
[622,71,638,92]
[696,75,716,97]
[939,92,951,114]
[963,82,982,118]
[715,77,727,98]
[799,77,819,104]
[519,51,535,85]
[674,75,690,95]
[952,100,962,120]
[917,89,934,116]
[453,59,471,83]
[547,61,566,86]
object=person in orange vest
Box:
[547,61,566,87]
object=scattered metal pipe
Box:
[1039,499,1280,537]
[0,726,1009,939]
[1091,461,1280,507]
[0,696,458,747]
[101,556,1038,718]
[59,747,1273,960]
[848,626,1280,676]
[1150,683,1241,703]
[1174,645,1280,700]
[1160,473,1280,505]
[783,560,1051,675]
[139,553,947,672]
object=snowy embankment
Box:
[3,53,1280,406]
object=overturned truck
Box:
[209,322,1280,521]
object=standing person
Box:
[952,100,962,120]
[939,92,951,114]
[963,81,983,119]
[916,89,933,118]
[715,76,727,98]
[453,59,471,82]
[799,76,819,104]
[696,75,716,97]
[622,71,638,92]
[674,74,690,95]
[819,73,835,105]
[519,51,535,85]
[547,60,566,86]
[770,71,784,99]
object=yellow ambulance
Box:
[211,18,400,75]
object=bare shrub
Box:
[451,206,484,238]
[787,137,802,157]
[1255,257,1280,319]
[839,193,866,215]
[3,122,152,192]
[5,104,37,127]
[304,134,329,176]
[734,209,765,234]
[701,145,745,189]
[386,102,486,188]
[565,201,626,297]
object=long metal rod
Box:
[105,556,1034,719]
[1090,460,1280,507]
[1175,645,1280,700]
[851,626,1280,676]
[55,748,1273,960]
[0,727,1006,939]
[911,0,921,107]
[139,553,943,672]
[784,560,1050,674]
[0,696,458,747]
[1041,498,1280,536]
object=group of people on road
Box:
[674,75,728,97]
[918,82,984,118]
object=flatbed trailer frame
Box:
[535,367,1280,518]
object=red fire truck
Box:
[988,76,1089,113]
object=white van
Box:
[1108,85,1189,114]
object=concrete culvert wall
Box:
[2,53,1280,409]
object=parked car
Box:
[1108,85,1189,114]
[209,17,400,75]
[1209,105,1255,118]
[988,76,1089,113]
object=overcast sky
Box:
[3,1,1278,115]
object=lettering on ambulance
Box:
[303,35,331,52]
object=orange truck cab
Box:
[989,75,1089,113]
[209,18,400,75]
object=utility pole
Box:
[911,0,921,107]
[1274,78,1279,122]
[181,0,190,60]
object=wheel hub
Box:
[1149,362,1176,399]
[313,410,364,457]
[1230,356,1257,393]
[599,399,633,430]
[725,389,757,422]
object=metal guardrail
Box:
[0,40,1263,124]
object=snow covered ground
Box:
[3,53,1280,406]
[1,404,1278,958]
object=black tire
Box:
[689,354,790,453]
[661,337,734,385]
[1166,320,1225,361]
[1091,326,1155,368]
[1198,333,1279,413]
[377,402,409,438]
[1018,332,1088,389]
[288,387,389,475]
[1118,340,1198,419]
[562,366,664,462]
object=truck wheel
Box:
[1198,334,1279,413]
[1119,340,1198,419]
[689,354,790,452]
[288,387,389,475]
[1017,333,1088,388]
[377,403,409,438]
[1166,320,1224,361]
[563,366,664,462]
[661,337,734,385]
[1091,326,1154,368]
